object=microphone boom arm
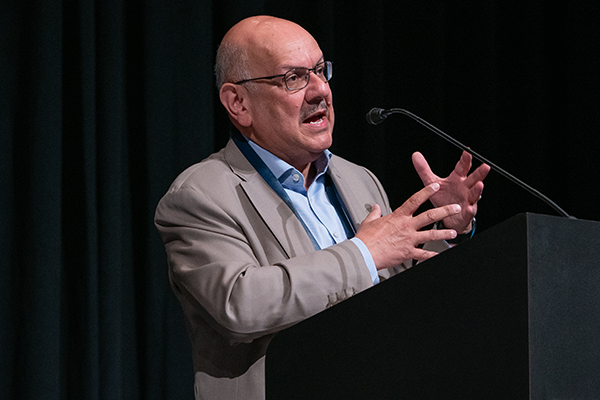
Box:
[379,108,574,219]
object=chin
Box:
[309,127,333,145]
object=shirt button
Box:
[333,231,339,238]
[292,173,300,183]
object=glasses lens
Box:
[321,61,332,82]
[284,62,333,90]
[285,68,309,90]
[309,62,332,83]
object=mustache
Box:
[299,99,329,121]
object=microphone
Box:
[365,108,391,125]
[366,107,575,219]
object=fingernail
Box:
[431,183,440,191]
[453,204,461,213]
[451,230,457,238]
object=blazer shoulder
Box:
[329,154,384,190]
[165,139,254,194]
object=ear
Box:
[219,83,252,127]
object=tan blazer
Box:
[155,139,426,399]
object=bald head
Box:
[215,16,320,89]
[216,16,334,171]
[223,16,312,54]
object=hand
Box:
[355,183,462,270]
[412,151,490,233]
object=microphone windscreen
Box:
[366,108,387,125]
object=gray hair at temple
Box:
[214,41,258,92]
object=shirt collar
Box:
[246,138,332,184]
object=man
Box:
[155,15,489,400]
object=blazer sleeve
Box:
[155,180,374,346]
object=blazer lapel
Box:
[223,139,315,259]
[327,157,376,232]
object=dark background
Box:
[2,1,599,399]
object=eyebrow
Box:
[280,56,325,71]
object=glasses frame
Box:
[233,61,332,91]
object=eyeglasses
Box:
[234,61,333,91]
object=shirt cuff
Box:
[350,237,380,285]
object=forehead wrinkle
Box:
[279,54,325,71]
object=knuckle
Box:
[424,208,438,222]
[405,194,422,209]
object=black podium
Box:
[265,213,600,399]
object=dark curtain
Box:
[2,1,599,399]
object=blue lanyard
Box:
[232,130,355,251]
[232,130,322,250]
[323,173,356,240]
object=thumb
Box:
[412,151,435,185]
[362,204,382,224]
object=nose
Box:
[304,70,331,103]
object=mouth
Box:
[302,109,328,126]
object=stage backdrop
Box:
[2,1,599,399]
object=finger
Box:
[410,248,440,263]
[413,203,461,229]
[464,162,491,187]
[411,152,437,185]
[398,183,440,215]
[415,226,458,244]
[453,151,473,177]
[467,181,484,204]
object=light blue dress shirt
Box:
[247,140,380,285]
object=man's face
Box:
[244,27,335,170]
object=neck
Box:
[301,162,317,190]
